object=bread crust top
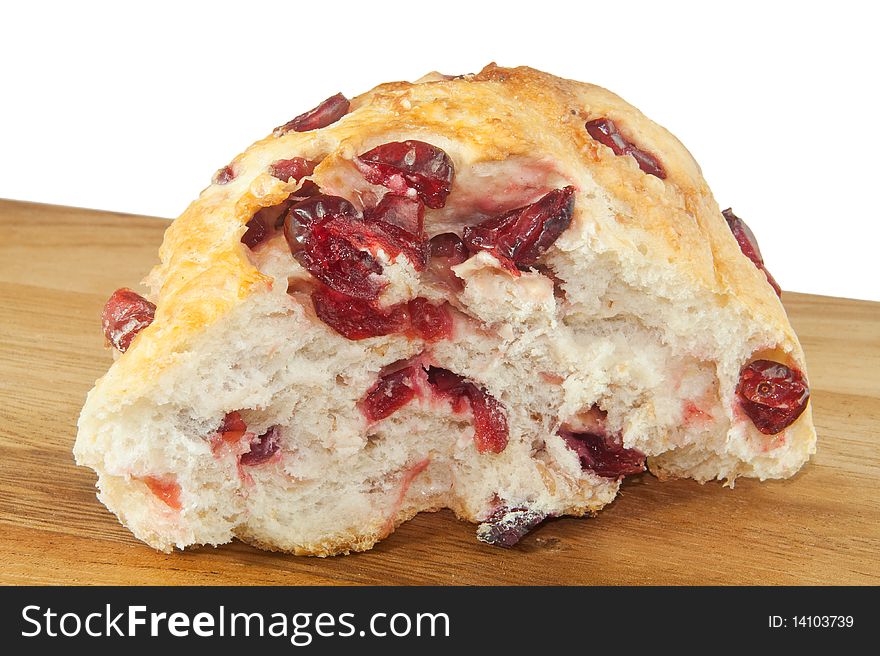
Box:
[94,63,802,403]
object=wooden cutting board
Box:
[1,198,877,585]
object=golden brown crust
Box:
[93,63,803,407]
[234,500,608,557]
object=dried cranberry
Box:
[360,366,419,422]
[736,360,810,434]
[274,93,349,135]
[462,187,575,271]
[219,411,247,434]
[212,165,235,185]
[296,225,385,299]
[287,194,429,278]
[429,232,468,263]
[426,366,470,398]
[284,195,386,300]
[241,215,270,249]
[101,288,156,352]
[426,233,469,290]
[142,476,182,510]
[209,411,249,451]
[243,197,305,249]
[585,118,666,179]
[293,180,321,198]
[311,288,409,340]
[559,430,646,479]
[476,507,547,547]
[269,157,317,183]
[324,216,428,271]
[468,387,510,454]
[427,367,509,454]
[366,195,425,235]
[274,199,303,229]
[285,194,359,233]
[408,298,453,342]
[356,140,455,209]
[240,426,281,466]
[722,208,782,296]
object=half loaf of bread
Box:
[75,64,815,555]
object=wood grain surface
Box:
[1,198,877,586]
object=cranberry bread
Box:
[75,64,815,555]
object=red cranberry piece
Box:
[427,232,469,290]
[324,216,428,271]
[366,195,425,235]
[427,367,509,454]
[274,93,350,135]
[462,187,575,271]
[736,360,810,434]
[240,426,281,466]
[296,224,386,299]
[468,386,509,454]
[356,140,455,209]
[628,149,666,179]
[284,196,386,300]
[722,209,763,264]
[311,288,409,340]
[272,199,302,229]
[585,118,666,179]
[241,215,270,249]
[285,194,359,232]
[293,180,321,198]
[408,298,453,342]
[210,411,249,450]
[559,430,646,479]
[212,165,235,185]
[476,507,547,547]
[142,476,182,510]
[429,232,468,263]
[101,288,156,352]
[426,366,469,397]
[219,411,247,434]
[722,208,782,296]
[269,157,317,183]
[427,366,473,413]
[241,197,304,249]
[360,366,419,422]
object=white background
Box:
[2,1,878,301]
